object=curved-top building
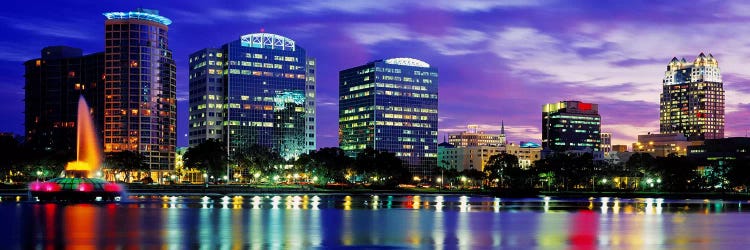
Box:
[339,58,439,177]
[103,9,177,177]
[188,32,316,161]
[660,53,724,140]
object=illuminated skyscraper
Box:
[660,53,724,141]
[188,33,316,159]
[339,58,438,177]
[542,101,601,152]
[103,9,176,176]
[24,46,104,152]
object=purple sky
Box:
[3,0,750,148]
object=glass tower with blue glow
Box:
[189,33,316,159]
[103,9,176,176]
[339,58,438,177]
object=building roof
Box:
[103,9,171,26]
[438,141,455,148]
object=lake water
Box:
[2,194,750,249]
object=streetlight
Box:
[36,170,42,181]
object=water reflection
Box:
[5,195,750,248]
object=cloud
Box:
[422,0,544,12]
[345,23,488,56]
[1,16,95,40]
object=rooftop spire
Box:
[501,120,505,135]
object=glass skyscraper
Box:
[542,100,601,152]
[660,53,724,141]
[189,33,316,160]
[339,58,438,177]
[103,9,176,176]
[24,46,105,153]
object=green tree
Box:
[484,153,520,188]
[234,144,283,179]
[183,139,228,179]
[104,150,149,182]
[353,148,410,186]
[295,147,352,184]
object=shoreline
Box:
[3,184,750,200]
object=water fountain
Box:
[29,96,123,201]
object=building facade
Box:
[448,124,506,147]
[632,133,702,157]
[542,101,601,152]
[103,9,177,176]
[660,53,724,141]
[506,142,542,169]
[189,33,316,159]
[601,132,612,156]
[339,58,438,177]
[612,145,628,152]
[24,46,105,153]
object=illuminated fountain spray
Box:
[64,96,102,177]
[29,96,122,201]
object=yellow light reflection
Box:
[413,196,421,209]
[232,196,243,209]
[343,195,352,210]
[371,195,379,210]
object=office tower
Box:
[103,9,176,176]
[661,53,724,141]
[339,58,438,177]
[448,124,506,147]
[24,46,105,153]
[542,100,601,152]
[189,32,316,159]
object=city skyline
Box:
[4,1,750,149]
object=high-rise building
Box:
[661,53,724,141]
[339,58,438,177]
[103,9,176,177]
[542,101,601,152]
[189,33,316,159]
[24,46,105,153]
[448,123,506,147]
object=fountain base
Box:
[30,170,123,201]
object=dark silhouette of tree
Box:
[295,147,352,184]
[727,160,750,192]
[234,144,283,179]
[654,154,698,191]
[104,150,148,182]
[484,153,520,188]
[353,148,410,186]
[183,139,228,179]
